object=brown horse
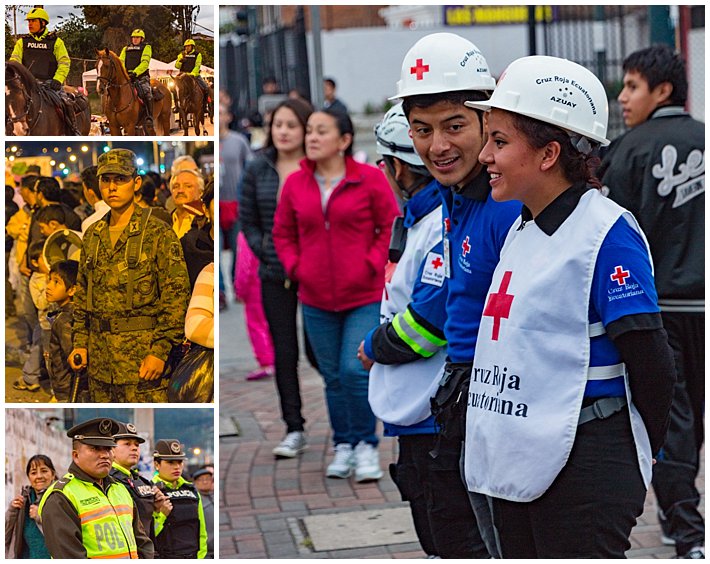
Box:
[173,73,206,136]
[151,80,172,136]
[5,61,90,136]
[96,48,168,136]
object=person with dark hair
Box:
[45,259,79,402]
[464,55,675,558]
[239,98,314,456]
[69,149,191,403]
[5,454,57,558]
[151,439,207,559]
[135,175,171,225]
[273,106,399,480]
[358,103,445,557]
[322,77,348,115]
[80,165,109,234]
[387,33,520,558]
[262,76,281,95]
[38,418,153,558]
[6,184,20,316]
[110,421,170,547]
[181,180,215,289]
[599,44,705,559]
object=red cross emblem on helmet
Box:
[410,59,430,81]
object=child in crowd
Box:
[27,241,52,378]
[45,260,79,402]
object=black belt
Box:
[90,315,156,333]
[578,397,627,426]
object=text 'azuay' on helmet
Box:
[374,103,424,167]
[391,32,496,100]
[465,55,610,146]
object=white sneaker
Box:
[353,441,383,482]
[326,443,354,478]
[272,431,307,458]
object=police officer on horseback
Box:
[119,29,154,130]
[9,7,81,135]
[175,38,211,117]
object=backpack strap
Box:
[124,207,152,309]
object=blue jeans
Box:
[302,302,380,447]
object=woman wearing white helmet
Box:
[464,56,675,558]
[391,32,521,559]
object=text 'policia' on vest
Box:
[21,33,58,81]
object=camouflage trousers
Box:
[89,376,168,403]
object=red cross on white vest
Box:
[610,265,630,286]
[461,236,471,257]
[431,256,443,269]
[483,270,515,341]
[410,58,430,80]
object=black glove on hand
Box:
[48,79,62,91]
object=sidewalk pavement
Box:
[219,299,703,559]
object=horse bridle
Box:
[96,53,135,114]
[5,74,42,131]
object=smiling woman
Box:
[5,454,57,559]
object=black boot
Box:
[144,96,155,133]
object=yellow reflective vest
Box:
[38,472,139,559]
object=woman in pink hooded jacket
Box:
[273,108,399,482]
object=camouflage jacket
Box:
[73,206,190,369]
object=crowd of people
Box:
[5,149,215,403]
[223,36,704,559]
[5,418,214,559]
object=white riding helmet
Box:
[465,55,610,146]
[390,33,496,100]
[374,103,425,168]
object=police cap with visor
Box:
[113,421,146,444]
[154,439,186,460]
[67,417,120,447]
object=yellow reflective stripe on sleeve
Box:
[392,309,446,357]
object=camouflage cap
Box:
[97,149,137,177]
[113,421,145,444]
[153,439,186,460]
[67,417,119,447]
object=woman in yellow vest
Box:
[152,439,208,558]
[38,417,153,559]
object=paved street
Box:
[219,296,703,559]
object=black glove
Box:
[48,79,62,91]
[128,71,137,80]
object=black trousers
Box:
[490,409,646,558]
[392,433,490,558]
[261,279,305,433]
[652,311,705,555]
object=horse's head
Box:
[95,48,111,94]
[5,62,32,136]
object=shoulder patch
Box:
[421,252,446,287]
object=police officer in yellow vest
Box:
[110,421,171,545]
[38,417,154,559]
[119,29,154,130]
[9,7,80,135]
[175,39,210,116]
[152,439,207,558]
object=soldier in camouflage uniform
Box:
[69,149,191,402]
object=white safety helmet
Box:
[374,103,425,168]
[390,33,496,100]
[465,55,610,146]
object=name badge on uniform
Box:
[443,217,451,279]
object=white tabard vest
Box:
[368,205,446,426]
[464,189,653,502]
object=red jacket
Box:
[273,156,400,312]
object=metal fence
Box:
[220,9,310,124]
